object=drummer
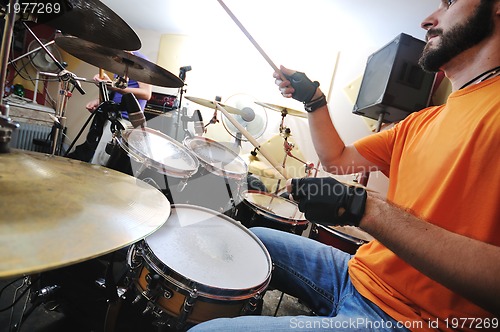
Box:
[67,51,152,164]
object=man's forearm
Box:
[360,193,500,315]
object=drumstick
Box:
[216,0,286,80]
[216,103,289,180]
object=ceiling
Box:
[100,0,438,41]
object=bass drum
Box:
[127,204,272,327]
[309,223,374,254]
[232,191,309,235]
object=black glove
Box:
[283,71,319,103]
[290,177,367,227]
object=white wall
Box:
[149,0,439,194]
[63,0,440,194]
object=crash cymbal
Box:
[185,96,242,114]
[0,150,171,278]
[33,0,141,51]
[55,36,184,88]
[255,102,308,119]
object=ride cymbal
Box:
[33,0,141,51]
[255,102,308,118]
[55,36,184,88]
[0,150,171,278]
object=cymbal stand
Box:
[174,67,190,142]
[279,114,317,177]
[0,0,19,153]
[64,81,127,160]
[39,71,89,155]
[21,22,86,155]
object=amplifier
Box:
[146,92,178,112]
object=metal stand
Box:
[20,22,85,155]
[0,0,20,152]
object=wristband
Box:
[304,94,327,113]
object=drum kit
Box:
[0,1,373,331]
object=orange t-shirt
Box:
[349,76,500,330]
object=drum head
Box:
[244,191,305,222]
[145,205,271,290]
[120,128,199,177]
[183,137,247,179]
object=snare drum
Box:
[174,136,248,213]
[127,204,272,325]
[232,191,309,235]
[309,224,374,254]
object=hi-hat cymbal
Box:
[55,36,184,88]
[185,96,242,114]
[0,150,171,278]
[33,0,141,51]
[255,102,308,118]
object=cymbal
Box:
[34,0,141,51]
[55,36,184,88]
[0,150,171,278]
[255,102,308,119]
[185,96,242,114]
[245,154,284,180]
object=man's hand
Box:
[274,65,319,103]
[287,177,367,227]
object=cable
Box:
[0,277,39,312]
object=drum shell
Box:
[309,223,373,254]
[127,204,272,324]
[178,136,249,212]
[232,191,309,235]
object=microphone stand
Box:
[175,67,190,142]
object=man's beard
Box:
[418,0,495,72]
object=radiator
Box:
[9,123,53,153]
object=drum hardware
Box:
[64,81,127,159]
[174,66,192,142]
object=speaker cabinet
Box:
[353,33,436,123]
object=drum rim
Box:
[312,223,373,245]
[118,128,199,178]
[183,136,248,180]
[243,190,308,225]
[138,204,272,300]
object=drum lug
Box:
[244,293,263,313]
[177,178,188,192]
[177,289,198,325]
[142,301,155,315]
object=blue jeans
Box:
[189,227,408,331]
